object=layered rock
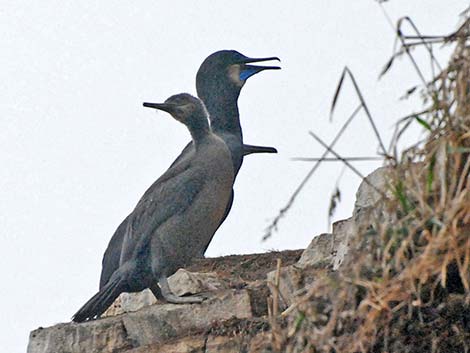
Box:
[27,251,301,353]
[28,167,391,353]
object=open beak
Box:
[240,56,281,65]
[143,102,175,114]
[238,56,281,81]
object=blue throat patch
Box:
[239,68,260,81]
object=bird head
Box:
[196,50,280,101]
[143,93,208,126]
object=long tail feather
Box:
[72,276,125,323]
[243,144,278,156]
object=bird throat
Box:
[205,96,242,139]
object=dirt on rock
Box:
[187,250,303,282]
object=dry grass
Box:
[268,12,470,353]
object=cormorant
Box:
[99,50,280,290]
[73,93,234,322]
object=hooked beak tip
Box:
[241,56,281,64]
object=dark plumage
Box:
[73,94,234,322]
[99,50,280,290]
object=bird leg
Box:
[150,283,167,303]
[158,276,204,304]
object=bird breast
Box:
[155,135,234,266]
[192,135,234,230]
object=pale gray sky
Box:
[1,1,466,352]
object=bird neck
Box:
[187,115,211,146]
[205,97,242,139]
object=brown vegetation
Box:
[268,13,470,353]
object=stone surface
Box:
[28,318,133,353]
[103,288,157,317]
[103,269,229,317]
[245,280,270,317]
[354,166,392,212]
[296,233,334,269]
[352,166,396,230]
[168,269,228,296]
[331,218,354,270]
[296,218,353,271]
[267,265,304,308]
[205,335,244,353]
[127,336,206,353]
[28,289,252,353]
[126,332,271,353]
[267,220,353,307]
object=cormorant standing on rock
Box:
[99,51,280,290]
[73,93,234,322]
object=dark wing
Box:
[75,165,205,322]
[99,214,130,289]
[167,141,194,169]
[119,162,206,264]
[99,145,195,288]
